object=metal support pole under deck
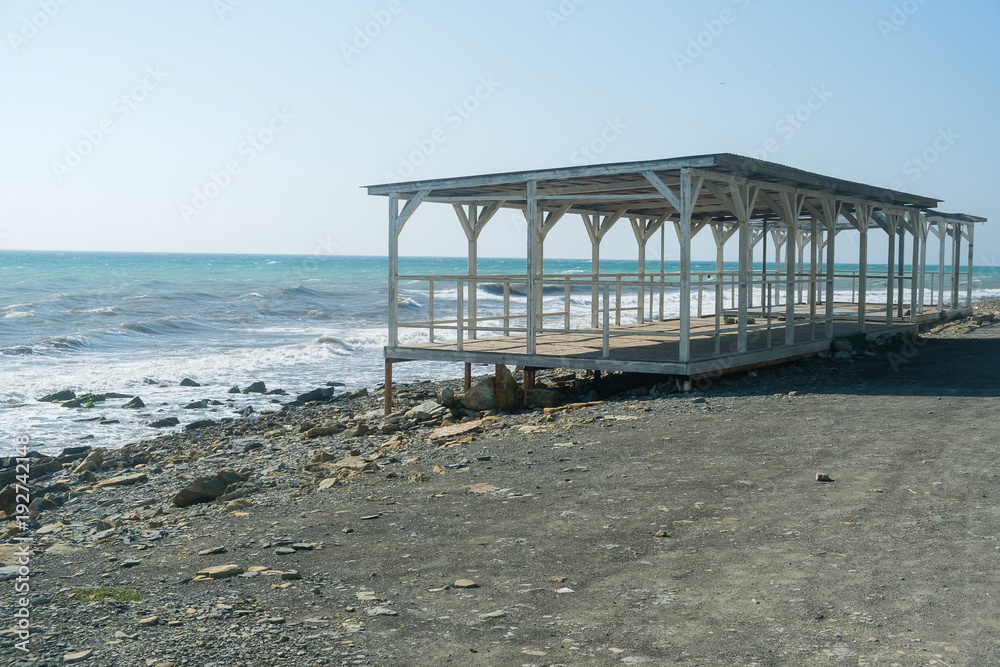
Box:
[384,360,393,416]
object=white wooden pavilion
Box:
[365,154,985,411]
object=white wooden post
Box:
[678,168,700,363]
[388,193,399,347]
[886,213,896,326]
[526,180,540,354]
[966,223,975,309]
[856,204,870,332]
[951,223,961,308]
[938,221,946,311]
[918,214,928,314]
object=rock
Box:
[833,350,853,361]
[454,579,478,588]
[318,478,338,491]
[172,469,247,507]
[179,378,201,387]
[461,378,497,412]
[275,547,296,555]
[439,387,455,405]
[196,564,243,579]
[78,470,98,483]
[184,400,208,410]
[816,473,834,483]
[405,401,448,421]
[227,386,241,394]
[242,381,267,394]
[280,570,302,580]
[494,364,521,412]
[526,388,562,409]
[137,616,160,626]
[184,419,217,431]
[654,530,669,538]
[296,387,336,403]
[120,559,142,568]
[344,423,371,438]
[73,450,103,474]
[479,610,506,619]
[429,420,483,442]
[304,421,344,438]
[95,472,147,488]
[350,387,368,398]
[39,390,76,403]
[29,497,57,517]
[63,649,94,663]
[148,417,180,428]
[831,339,853,352]
[198,547,228,555]
[690,396,706,404]
[122,397,145,409]
[239,406,255,418]
[0,565,22,582]
[333,456,377,474]
[291,542,314,550]
[46,543,84,556]
[367,606,397,616]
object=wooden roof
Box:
[365,153,943,225]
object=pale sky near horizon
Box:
[1,0,998,263]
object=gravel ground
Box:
[2,311,999,666]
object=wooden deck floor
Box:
[387,302,935,377]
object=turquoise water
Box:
[2,251,998,454]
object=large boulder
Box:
[526,388,563,409]
[461,377,497,412]
[172,469,248,507]
[493,364,522,413]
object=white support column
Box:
[910,216,919,321]
[387,190,428,347]
[918,215,928,314]
[388,193,399,348]
[886,213,896,326]
[738,218,749,353]
[966,223,975,309]
[825,228,836,338]
[897,222,905,319]
[779,192,804,346]
[856,204,870,332]
[677,168,702,363]
[809,217,818,337]
[951,223,962,308]
[938,221,946,311]
[526,180,540,354]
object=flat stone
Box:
[120,559,142,568]
[290,542,314,550]
[198,547,228,555]
[280,571,302,580]
[454,579,478,588]
[46,543,84,556]
[317,478,338,491]
[37,522,66,535]
[429,419,483,442]
[479,609,506,619]
[0,566,22,582]
[63,649,94,663]
[96,472,147,488]
[196,564,243,579]
[275,547,296,555]
[137,616,160,626]
[172,469,247,507]
[367,606,397,616]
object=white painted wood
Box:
[967,223,975,308]
[526,180,540,355]
[938,221,946,311]
[952,223,961,307]
[388,194,399,347]
[855,204,871,332]
[643,170,682,212]
[886,212,896,325]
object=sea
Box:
[3,251,999,456]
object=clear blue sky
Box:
[1,0,998,263]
